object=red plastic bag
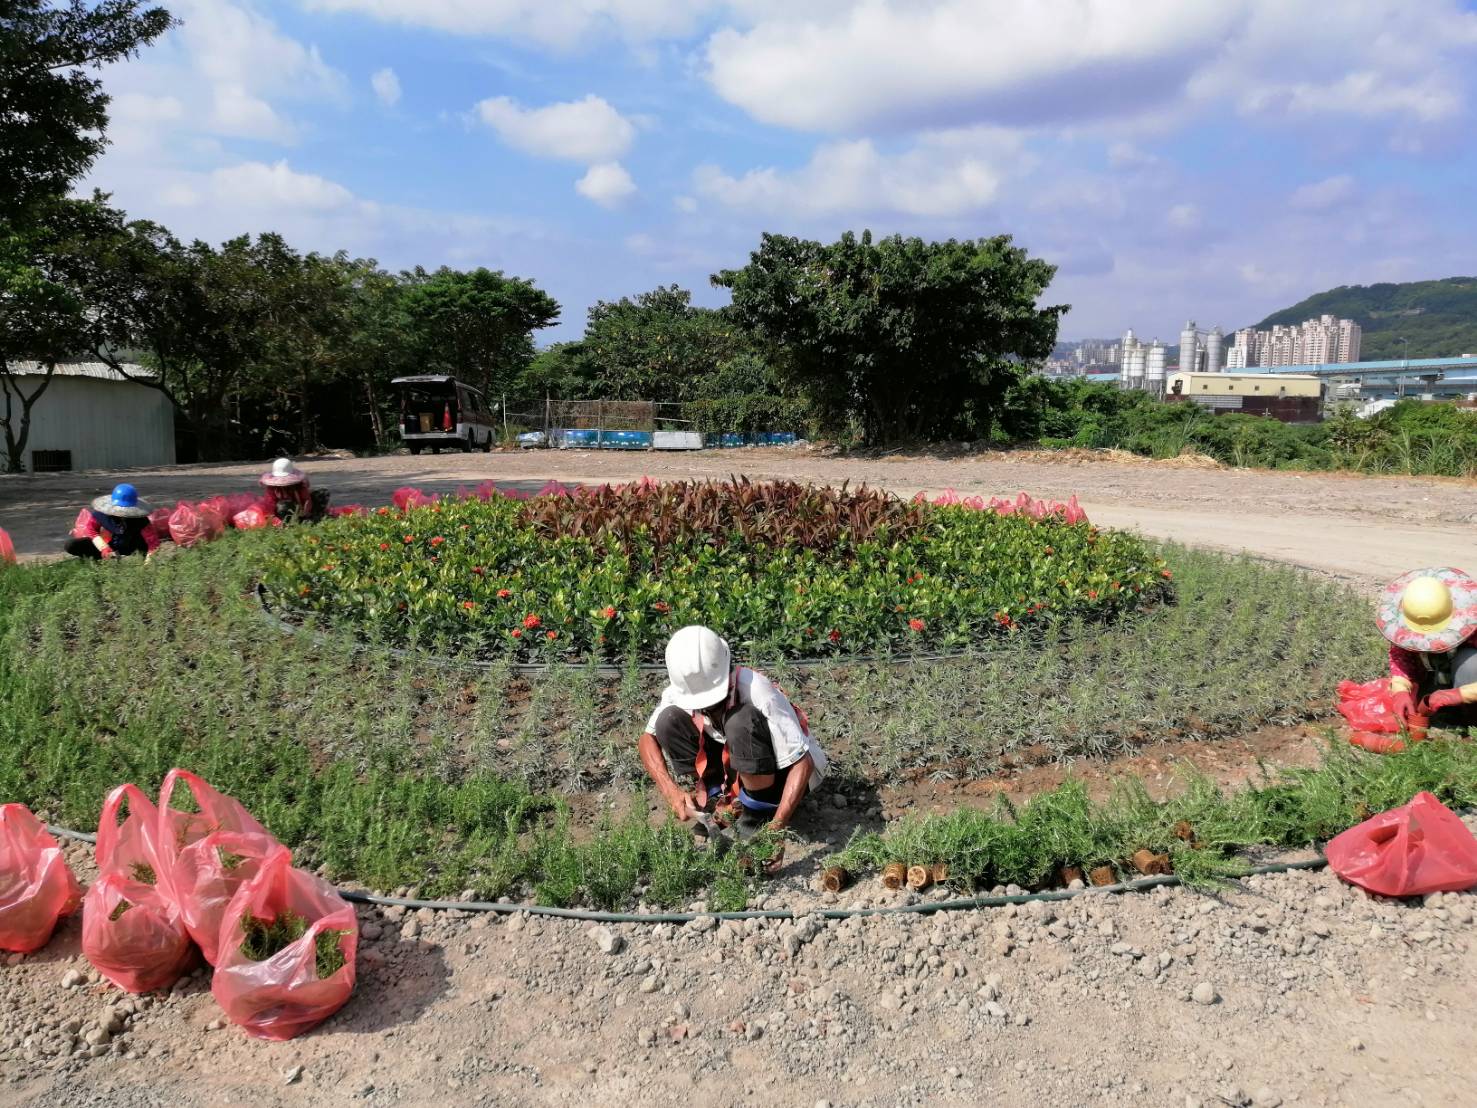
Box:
[1337,678,1401,733]
[0,804,82,952]
[391,486,437,511]
[148,506,175,540]
[171,831,290,966]
[169,502,226,548]
[82,872,195,993]
[327,504,365,518]
[0,526,15,566]
[70,508,94,537]
[232,507,269,530]
[1327,791,1477,897]
[83,784,195,992]
[212,853,358,1039]
[152,769,275,901]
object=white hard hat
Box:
[664,625,731,710]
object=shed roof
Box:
[5,360,156,382]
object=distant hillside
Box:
[1256,277,1477,360]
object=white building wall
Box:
[17,375,175,471]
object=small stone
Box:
[1191,982,1219,1006]
[673,1000,690,1020]
[206,1018,227,1032]
[687,915,718,934]
[84,1029,111,1047]
[992,936,1013,956]
[1252,1088,1282,1108]
[61,969,84,989]
[583,1058,599,1074]
[591,926,623,955]
[401,919,421,940]
[1347,1037,1364,1052]
[284,1066,303,1085]
[746,1022,764,1041]
[359,922,382,942]
[984,1001,1007,1020]
[639,976,659,994]
[638,1027,656,1048]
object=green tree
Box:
[398,267,560,400]
[714,231,1066,444]
[0,194,131,471]
[1,0,174,220]
[576,285,751,401]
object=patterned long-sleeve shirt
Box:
[71,511,163,554]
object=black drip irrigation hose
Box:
[45,821,1328,924]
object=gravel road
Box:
[3,447,1473,587]
[3,832,1475,1107]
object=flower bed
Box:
[261,479,1171,662]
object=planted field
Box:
[0,517,1395,910]
[261,479,1171,661]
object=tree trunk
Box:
[0,361,58,474]
[364,376,384,447]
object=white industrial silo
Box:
[1205,327,1224,374]
[1146,341,1167,394]
[1180,322,1201,374]
[1126,345,1146,390]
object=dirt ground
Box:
[3,446,1476,586]
[5,448,1477,1105]
[4,831,1476,1108]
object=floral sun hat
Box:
[1376,566,1477,654]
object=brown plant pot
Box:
[1058,865,1085,887]
[1172,820,1195,842]
[1131,849,1173,876]
[881,862,907,890]
[821,865,850,893]
[1089,864,1117,887]
[906,864,933,891]
[930,863,950,885]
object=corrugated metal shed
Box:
[4,361,174,472]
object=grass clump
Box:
[129,862,157,885]
[238,911,350,978]
[108,900,133,922]
[834,738,1477,890]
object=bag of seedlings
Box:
[83,784,195,992]
[0,804,82,952]
[82,871,195,993]
[152,769,276,907]
[212,852,358,1040]
[171,831,290,966]
[0,526,15,566]
[168,502,226,548]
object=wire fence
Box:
[495,398,797,451]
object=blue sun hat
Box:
[90,483,152,519]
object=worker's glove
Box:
[1421,688,1467,714]
[99,546,116,560]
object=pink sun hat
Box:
[1376,566,1477,654]
[259,458,307,488]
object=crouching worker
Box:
[1379,566,1477,726]
[259,458,329,523]
[638,625,828,837]
[65,484,161,561]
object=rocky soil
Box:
[4,828,1476,1107]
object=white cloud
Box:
[576,161,637,207]
[210,160,358,211]
[475,95,635,163]
[371,67,402,107]
[1289,175,1356,211]
[673,195,698,213]
[704,0,1477,140]
[694,132,1010,217]
[705,0,1240,132]
[97,0,348,146]
[306,0,713,50]
[1165,203,1201,231]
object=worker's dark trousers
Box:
[1421,645,1477,727]
[63,538,145,560]
[651,704,791,811]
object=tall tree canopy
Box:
[1,1,174,220]
[398,267,560,402]
[713,231,1067,444]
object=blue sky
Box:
[88,1,1477,345]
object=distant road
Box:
[3,449,1472,588]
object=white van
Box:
[392,375,496,454]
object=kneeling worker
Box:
[639,625,827,834]
[1380,566,1477,725]
[64,483,162,561]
